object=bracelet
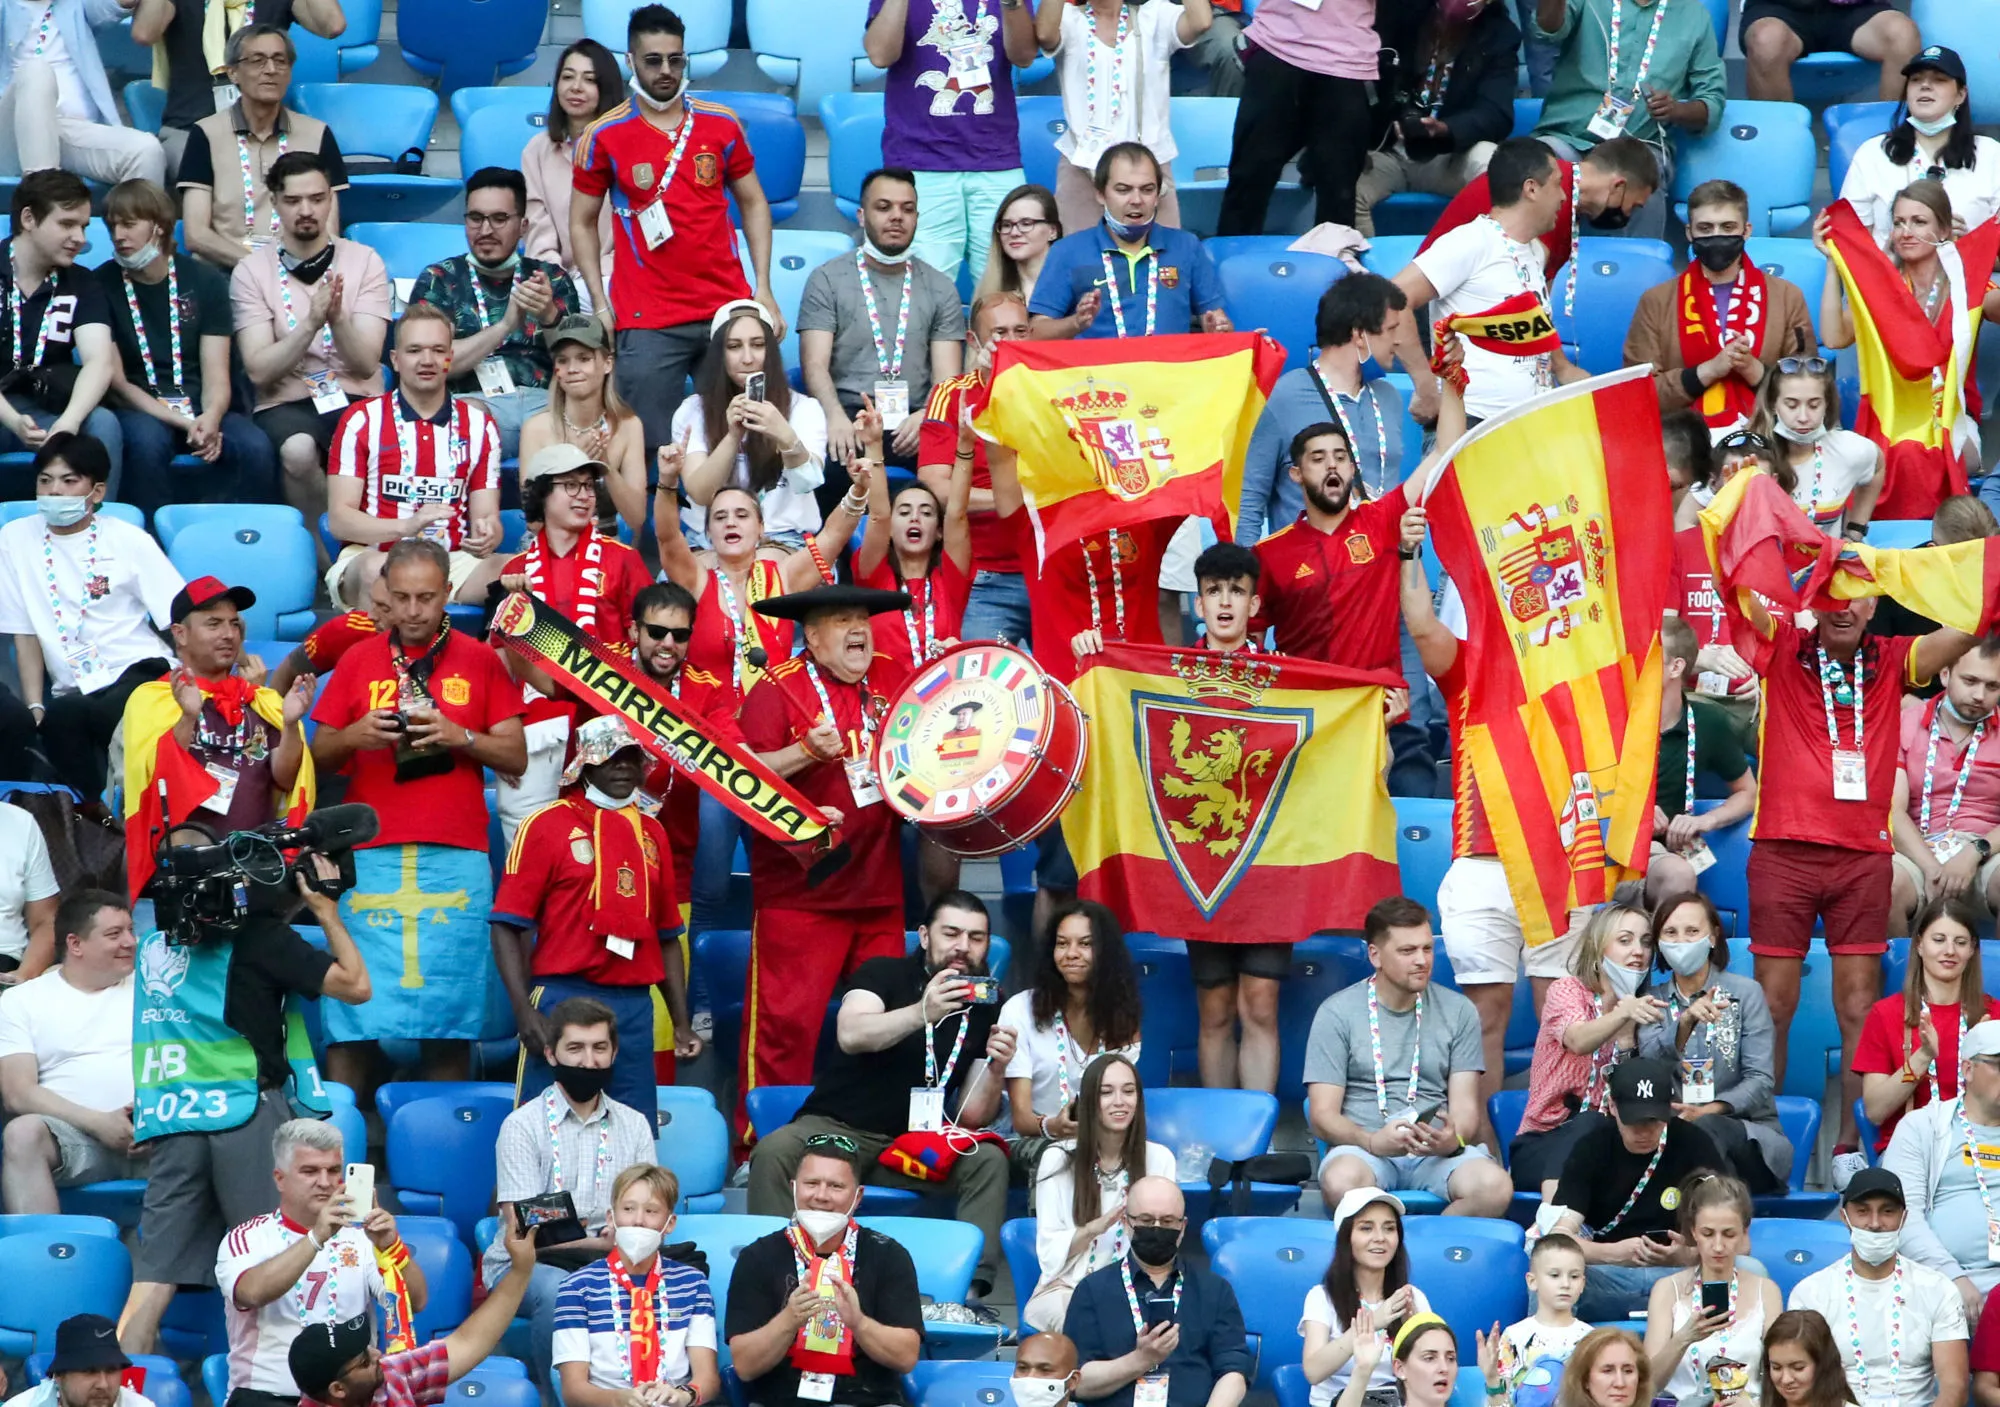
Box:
[27,703,43,717]
[955,449,975,460]
[307,1229,323,1250]
[1039,1112,1053,1139]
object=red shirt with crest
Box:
[491,795,678,984]
[1252,484,1410,677]
[641,663,743,909]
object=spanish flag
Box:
[1823,198,2000,519]
[122,678,316,900]
[1441,291,1564,358]
[1424,368,1675,947]
[973,332,1285,559]
[1067,643,1403,941]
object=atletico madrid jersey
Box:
[1252,484,1410,676]
[328,393,500,553]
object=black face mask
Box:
[280,243,337,285]
[1129,1225,1181,1266]
[1587,206,1632,231]
[1689,234,1746,274]
[551,1062,613,1100]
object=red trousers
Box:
[733,904,905,1148]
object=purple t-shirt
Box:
[871,0,1023,172]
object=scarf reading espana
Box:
[490,591,847,881]
[376,1238,417,1353]
[1676,261,1768,429]
[1439,291,1562,357]
[609,1250,663,1382]
[527,525,608,633]
[788,1222,860,1376]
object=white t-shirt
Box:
[1840,133,2000,251]
[0,515,182,694]
[1789,1256,1968,1407]
[0,966,135,1109]
[999,989,1144,1122]
[1786,429,1878,536]
[1300,1283,1434,1405]
[1499,1317,1594,1388]
[1052,1,1188,170]
[216,1215,386,1396]
[1412,217,1552,421]
[0,802,58,960]
[671,394,829,543]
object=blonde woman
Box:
[519,318,648,534]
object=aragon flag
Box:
[1067,643,1403,942]
[1423,367,1675,948]
[971,332,1286,559]
[1822,198,2000,518]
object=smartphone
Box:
[746,371,767,402]
[964,975,1001,1004]
[1142,1297,1177,1330]
[343,1162,375,1218]
[1645,1230,1676,1247]
[1701,1281,1730,1316]
[1410,1101,1444,1126]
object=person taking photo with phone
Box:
[217,1120,430,1407]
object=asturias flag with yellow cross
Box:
[973,332,1286,559]
[1424,367,1675,948]
[1067,643,1403,942]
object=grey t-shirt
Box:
[1303,980,1485,1133]
[797,252,965,408]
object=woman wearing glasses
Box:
[1025,1052,1174,1333]
[1838,47,2000,250]
[524,40,624,300]
[1745,356,1883,541]
[974,186,1062,305]
[520,318,651,536]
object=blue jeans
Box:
[1574,1261,1674,1322]
[1389,619,1443,798]
[115,408,280,519]
[961,569,1032,649]
[505,1261,567,1393]
[0,395,123,499]
[689,789,746,939]
[475,386,550,462]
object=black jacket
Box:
[1371,2,1521,162]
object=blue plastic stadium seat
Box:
[1504,975,1537,1076]
[396,0,543,93]
[1550,239,1680,375]
[328,0,383,75]
[1742,237,1828,341]
[1373,194,1450,237]
[585,0,731,80]
[56,1181,145,1228]
[1488,1088,1528,1164]
[1016,95,1068,194]
[153,503,306,554]
[1211,1221,1340,1385]
[377,1080,514,1129]
[1215,250,1348,372]
[769,230,857,364]
[1754,1217,1851,1300]
[158,1288,227,1361]
[693,928,752,1061]
[0,1230,133,1356]
[656,1101,730,1213]
[675,1213,788,1324]
[1672,101,1817,234]
[1359,234,1423,279]
[751,0,877,113]
[1272,1365,1311,1407]
[999,1218,1039,1335]
[450,86,553,132]
[460,103,555,186]
[1754,1096,1838,1217]
[1392,795,1454,924]
[345,222,471,289]
[385,1091,515,1241]
[1824,101,1897,198]
[202,1355,229,1407]
[167,520,318,640]
[401,1215,475,1340]
[711,92,807,223]
[124,81,166,134]
[1134,950,1198,1086]
[466,1360,531,1381]
[1867,521,1932,551]
[445,1377,539,1407]
[1277,944,1373,1103]
[659,1085,720,1116]
[0,1215,119,1241]
[907,1360,1015,1407]
[1168,97,1237,192]
[1146,1089,1286,1216]
[1693,800,1750,936]
[290,85,462,225]
[327,1080,367,1162]
[1512,98,1542,136]
[863,1217,993,1356]
[819,93,885,220]
[1406,1226,1529,1329]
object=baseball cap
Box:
[1608,1058,1678,1122]
[542,315,610,354]
[288,1315,372,1401]
[1964,1021,2000,1062]
[1330,1187,1405,1238]
[1841,1167,1906,1208]
[170,575,257,623]
[521,442,607,485]
[47,1314,129,1376]
[709,297,775,337]
[1903,45,1967,85]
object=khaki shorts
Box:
[326,542,485,610]
[42,1115,144,1187]
[1890,845,2000,916]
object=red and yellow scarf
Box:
[1676,260,1768,429]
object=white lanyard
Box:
[1604,0,1672,97]
[804,660,873,759]
[1919,701,1985,838]
[237,128,288,243]
[1101,250,1157,339]
[648,106,698,209]
[902,575,937,664]
[42,519,101,656]
[1924,1001,1971,1101]
[121,260,184,393]
[1683,704,1698,814]
[1366,978,1424,1122]
[1840,1257,1905,1401]
[8,257,55,371]
[278,266,337,362]
[1817,644,1865,752]
[855,250,912,379]
[1310,361,1388,494]
[1083,5,1134,134]
[1081,529,1128,638]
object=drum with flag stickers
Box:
[875,641,1088,857]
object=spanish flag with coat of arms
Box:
[972,332,1286,558]
[1067,643,1403,942]
[1424,367,1675,948]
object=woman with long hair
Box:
[1838,50,2000,249]
[519,318,648,534]
[1637,894,1790,1191]
[1759,1311,1859,1407]
[1002,899,1143,1156]
[523,39,622,294]
[1340,1312,1504,1407]
[973,185,1061,305]
[1643,1174,1784,1405]
[1856,894,2000,1155]
[1744,357,1883,540]
[675,302,828,553]
[1555,1329,1653,1407]
[1510,903,1663,1195]
[1305,1190,1431,1407]
[1024,1052,1173,1332]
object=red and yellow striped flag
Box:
[1067,644,1403,941]
[1424,368,1675,947]
[972,332,1285,558]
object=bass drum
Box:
[875,642,1089,858]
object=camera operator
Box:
[118,857,372,1356]
[310,537,526,1093]
[121,576,318,902]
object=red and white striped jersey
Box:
[328,392,500,552]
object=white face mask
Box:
[1659,939,1712,978]
[1847,1222,1900,1265]
[36,494,90,527]
[115,242,162,272]
[614,1224,665,1265]
[630,73,683,110]
[583,781,636,811]
[793,1182,859,1243]
[1010,1377,1073,1407]
[861,237,910,267]
[1774,418,1830,446]
[1603,960,1647,998]
[1910,111,1957,138]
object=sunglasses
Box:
[1717,430,1770,454]
[803,1133,860,1153]
[640,623,693,643]
[1926,164,1947,183]
[1774,357,1831,376]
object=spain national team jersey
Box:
[1252,484,1410,676]
[328,393,500,552]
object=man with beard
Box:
[571,4,783,453]
[746,890,1017,1300]
[1889,637,2000,933]
[230,151,390,524]
[16,1317,156,1407]
[800,166,965,483]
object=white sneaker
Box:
[1831,1149,1867,1192]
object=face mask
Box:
[861,237,909,267]
[115,242,162,273]
[1604,960,1647,997]
[280,243,336,285]
[473,248,521,277]
[794,1204,850,1243]
[1910,112,1957,138]
[583,780,635,811]
[1943,693,1991,727]
[1129,1224,1181,1265]
[1847,1223,1900,1265]
[1659,939,1712,978]
[1773,418,1830,446]
[1010,1378,1073,1407]
[36,495,90,527]
[1103,214,1154,243]
[1689,234,1745,274]
[1587,206,1632,231]
[631,74,683,110]
[614,1224,665,1265]
[550,1061,612,1101]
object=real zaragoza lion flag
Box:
[1068,643,1403,942]
[973,332,1285,558]
[1824,198,2000,518]
[1424,367,1675,948]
